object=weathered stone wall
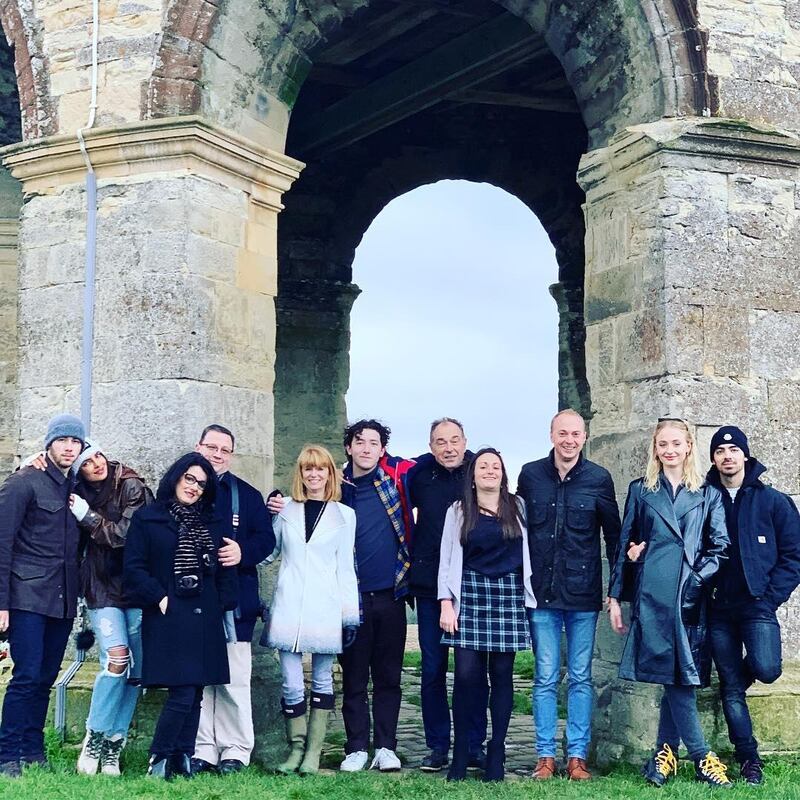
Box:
[2,119,301,490]
[0,165,20,475]
[581,119,800,762]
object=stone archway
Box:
[0,0,798,766]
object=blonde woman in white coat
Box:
[268,445,360,774]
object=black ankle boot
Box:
[483,741,505,782]
[447,740,469,782]
[147,754,171,780]
[170,753,192,778]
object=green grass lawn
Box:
[2,734,799,800]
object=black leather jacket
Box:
[0,459,80,618]
[517,451,621,612]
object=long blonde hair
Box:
[643,419,703,493]
[290,445,342,502]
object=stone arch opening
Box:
[273,2,593,481]
[346,179,560,477]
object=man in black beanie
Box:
[0,414,85,777]
[706,425,800,785]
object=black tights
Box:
[452,647,515,756]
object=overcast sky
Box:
[346,179,560,485]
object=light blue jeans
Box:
[528,608,599,759]
[279,651,335,705]
[86,607,142,738]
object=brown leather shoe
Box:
[532,757,557,780]
[567,757,592,780]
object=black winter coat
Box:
[216,472,275,641]
[517,452,621,612]
[407,452,473,599]
[609,478,729,687]
[0,460,80,618]
[123,503,238,688]
[707,460,800,610]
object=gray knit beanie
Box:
[44,414,86,450]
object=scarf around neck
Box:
[168,501,216,592]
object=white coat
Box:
[268,498,360,654]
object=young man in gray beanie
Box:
[706,425,800,784]
[0,414,85,777]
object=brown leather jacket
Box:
[78,461,153,609]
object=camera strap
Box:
[230,475,240,537]
[223,475,241,644]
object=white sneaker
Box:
[340,750,369,772]
[370,748,401,772]
[100,736,125,776]
[76,730,104,775]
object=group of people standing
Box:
[0,409,798,789]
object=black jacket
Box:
[407,452,473,599]
[609,478,729,686]
[123,502,238,688]
[517,451,620,612]
[217,472,276,641]
[707,459,800,610]
[0,459,80,618]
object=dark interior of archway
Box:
[0,37,21,147]
[274,0,589,483]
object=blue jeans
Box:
[656,685,709,761]
[85,607,142,738]
[279,651,335,705]
[710,602,782,761]
[528,608,598,759]
[0,610,73,761]
[416,597,487,755]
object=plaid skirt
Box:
[442,568,530,652]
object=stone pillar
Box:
[550,278,591,417]
[0,166,21,474]
[579,119,800,763]
[273,278,360,488]
[2,117,302,489]
[2,118,301,762]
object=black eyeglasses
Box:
[182,473,207,491]
[199,442,233,456]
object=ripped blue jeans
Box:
[86,607,142,738]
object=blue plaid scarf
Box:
[373,467,411,599]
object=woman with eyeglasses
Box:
[124,452,238,779]
[607,419,731,788]
[438,448,535,782]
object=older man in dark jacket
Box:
[407,418,487,773]
[192,424,275,775]
[517,409,620,781]
[0,414,85,777]
[707,426,800,785]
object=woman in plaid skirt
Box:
[438,448,536,781]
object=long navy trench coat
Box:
[608,478,729,687]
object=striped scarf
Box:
[168,502,216,596]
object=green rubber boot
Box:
[277,700,307,774]
[298,693,334,775]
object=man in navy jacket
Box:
[517,409,620,782]
[191,424,275,775]
[707,426,800,785]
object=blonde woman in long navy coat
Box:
[268,445,359,774]
[608,419,730,788]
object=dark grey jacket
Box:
[609,478,729,687]
[517,451,621,612]
[0,459,80,618]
